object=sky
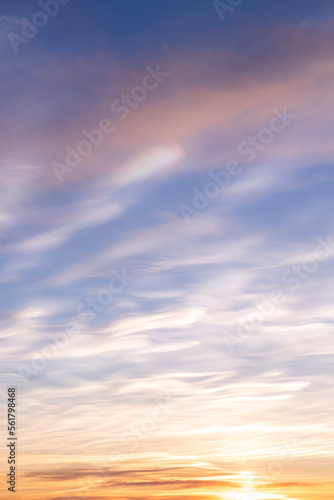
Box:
[0,0,334,499]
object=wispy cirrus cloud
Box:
[1,4,334,500]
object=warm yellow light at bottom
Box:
[221,470,300,500]
[222,493,300,500]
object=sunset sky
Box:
[0,1,334,499]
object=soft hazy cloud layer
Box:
[0,1,333,499]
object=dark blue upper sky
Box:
[0,1,334,498]
[2,0,334,58]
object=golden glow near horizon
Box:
[1,1,334,499]
[222,471,301,500]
